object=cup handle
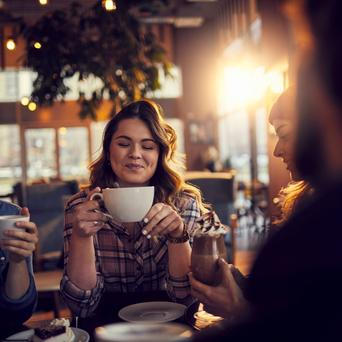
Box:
[90,192,103,201]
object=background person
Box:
[189,87,315,321]
[60,100,208,324]
[192,0,342,340]
[0,200,38,338]
[269,88,313,225]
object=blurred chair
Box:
[184,171,236,225]
[13,180,79,271]
[184,171,236,263]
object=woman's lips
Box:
[125,163,144,170]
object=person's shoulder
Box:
[0,200,21,215]
[249,181,342,283]
[174,191,198,210]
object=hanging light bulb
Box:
[39,0,48,5]
[6,38,16,51]
[21,97,30,106]
[28,102,37,111]
[34,41,42,49]
[102,0,116,11]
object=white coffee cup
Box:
[91,186,154,223]
[0,215,29,239]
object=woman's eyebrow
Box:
[141,138,156,143]
[114,136,156,143]
[114,135,131,140]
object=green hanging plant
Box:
[20,1,172,120]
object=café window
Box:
[58,127,89,180]
[0,124,21,196]
[25,126,91,182]
[25,128,58,181]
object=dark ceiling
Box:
[0,0,220,26]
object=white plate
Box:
[4,327,90,342]
[118,301,186,323]
[95,322,192,342]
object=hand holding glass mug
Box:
[189,259,248,319]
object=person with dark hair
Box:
[268,87,313,225]
[190,1,342,341]
[60,99,208,320]
[189,87,314,320]
[0,200,38,338]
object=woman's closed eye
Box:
[278,133,291,142]
[142,144,156,150]
[117,142,130,147]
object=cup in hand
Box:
[91,186,154,222]
[0,215,29,239]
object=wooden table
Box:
[35,270,63,318]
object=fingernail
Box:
[143,217,149,224]
[142,229,147,235]
[147,234,151,239]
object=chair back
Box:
[184,171,235,225]
[13,180,79,270]
[185,171,236,263]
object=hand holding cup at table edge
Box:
[0,207,38,263]
[189,259,248,319]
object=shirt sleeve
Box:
[166,196,201,305]
[60,191,105,318]
[0,255,38,324]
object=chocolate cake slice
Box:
[33,319,75,342]
[34,325,66,339]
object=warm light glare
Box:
[267,71,285,94]
[218,64,285,113]
[102,0,116,11]
[39,0,48,5]
[34,42,42,49]
[59,127,67,135]
[219,66,267,112]
[21,97,30,106]
[28,102,37,111]
[6,39,16,51]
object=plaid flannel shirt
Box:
[60,190,200,317]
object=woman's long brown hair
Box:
[89,99,207,213]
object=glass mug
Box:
[191,233,227,286]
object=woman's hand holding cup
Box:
[142,203,184,239]
[71,187,108,238]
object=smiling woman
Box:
[269,88,314,225]
[60,99,210,325]
[108,118,159,187]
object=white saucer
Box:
[5,327,90,342]
[95,322,192,342]
[118,301,186,323]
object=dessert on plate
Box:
[32,318,75,342]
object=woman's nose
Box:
[129,144,142,159]
[273,140,283,158]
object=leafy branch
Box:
[21,1,172,119]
